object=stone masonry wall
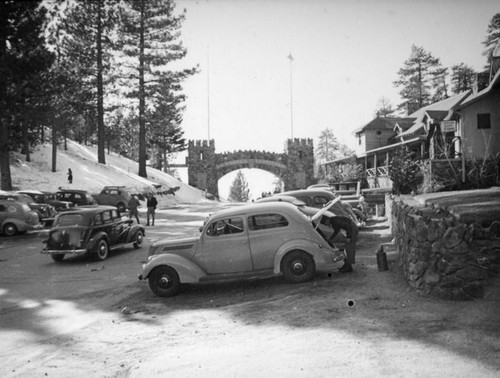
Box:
[390,196,500,300]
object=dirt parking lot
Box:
[2,218,500,377]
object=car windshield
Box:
[56,213,86,226]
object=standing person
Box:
[324,215,358,273]
[146,193,158,226]
[67,169,73,184]
[128,195,140,224]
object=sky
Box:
[171,0,499,198]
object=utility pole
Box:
[207,45,211,140]
[287,52,294,139]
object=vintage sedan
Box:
[41,206,145,262]
[0,200,41,236]
[139,201,346,297]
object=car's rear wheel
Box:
[51,254,65,262]
[148,266,180,297]
[95,239,109,260]
[133,230,144,249]
[116,202,126,213]
[280,250,315,283]
[3,223,18,237]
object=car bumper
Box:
[41,248,87,255]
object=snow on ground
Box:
[9,141,212,208]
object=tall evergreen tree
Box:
[450,63,475,94]
[0,1,52,190]
[482,13,500,72]
[393,45,442,114]
[117,0,197,178]
[374,97,396,117]
[229,171,250,202]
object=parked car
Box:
[275,189,363,227]
[92,186,132,212]
[18,190,74,212]
[41,205,145,262]
[139,201,345,297]
[56,188,97,207]
[0,200,42,236]
[0,191,56,226]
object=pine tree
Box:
[393,45,442,114]
[482,13,500,71]
[117,0,197,178]
[229,171,250,202]
[450,63,475,94]
[0,1,52,190]
[374,97,396,117]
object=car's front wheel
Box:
[3,223,18,237]
[95,239,109,260]
[133,230,144,249]
[51,253,65,262]
[148,265,181,297]
[280,250,315,283]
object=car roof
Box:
[18,190,44,195]
[57,188,89,194]
[209,201,306,220]
[58,205,116,215]
[255,195,307,206]
[279,188,337,198]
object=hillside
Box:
[8,141,210,207]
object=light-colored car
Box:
[139,201,345,297]
[0,200,42,236]
[92,186,132,213]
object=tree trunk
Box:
[96,1,106,165]
[137,0,147,178]
[51,115,58,173]
[0,118,12,190]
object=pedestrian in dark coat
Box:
[67,169,73,184]
[128,195,140,224]
[146,193,158,226]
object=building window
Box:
[477,113,491,129]
[358,135,361,145]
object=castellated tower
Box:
[283,138,315,190]
[187,139,218,196]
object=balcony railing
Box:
[366,165,388,177]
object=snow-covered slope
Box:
[10,141,210,207]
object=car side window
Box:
[102,211,111,223]
[110,209,119,219]
[313,196,329,207]
[206,217,244,236]
[248,213,289,231]
[94,214,103,225]
[296,196,312,206]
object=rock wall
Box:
[390,196,500,300]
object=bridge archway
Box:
[186,139,315,198]
[218,168,282,201]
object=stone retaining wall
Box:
[389,196,500,300]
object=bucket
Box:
[377,245,388,272]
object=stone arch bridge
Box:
[175,139,315,198]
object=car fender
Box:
[88,231,109,251]
[126,224,145,242]
[141,253,206,283]
[273,238,340,274]
[1,218,31,232]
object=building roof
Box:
[396,91,470,139]
[458,69,500,108]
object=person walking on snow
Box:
[128,195,140,224]
[67,168,73,184]
[146,193,158,226]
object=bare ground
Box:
[2,219,500,377]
